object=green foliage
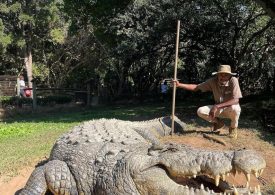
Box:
[9,2,21,13]
[0,19,12,51]
[16,38,26,48]
[0,3,9,13]
[0,96,32,107]
[32,63,50,83]
[0,33,12,47]
[0,0,274,99]
[18,13,34,24]
[0,0,69,78]
[101,0,275,96]
[50,28,65,44]
[0,95,72,107]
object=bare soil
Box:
[0,126,275,194]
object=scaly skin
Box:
[20,117,266,195]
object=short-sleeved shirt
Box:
[196,76,242,104]
[161,83,168,93]
[19,80,25,89]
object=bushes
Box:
[0,96,32,107]
[0,95,73,107]
[37,95,73,105]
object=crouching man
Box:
[173,65,242,139]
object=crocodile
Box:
[20,117,266,195]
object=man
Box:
[174,65,242,139]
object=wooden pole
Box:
[17,77,20,96]
[171,20,180,135]
[32,81,37,110]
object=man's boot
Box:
[229,127,238,139]
[212,118,224,132]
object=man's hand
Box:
[172,80,180,87]
[171,81,198,91]
[209,105,219,120]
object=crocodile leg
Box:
[19,166,47,195]
[44,160,78,195]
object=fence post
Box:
[32,81,37,109]
[0,88,2,108]
[17,77,20,96]
[87,83,91,106]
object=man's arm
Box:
[215,98,239,109]
[174,80,198,91]
[209,98,239,119]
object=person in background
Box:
[173,65,242,139]
[160,80,168,102]
[19,75,26,97]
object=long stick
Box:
[171,20,180,135]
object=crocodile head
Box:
[128,143,266,194]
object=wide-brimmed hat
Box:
[212,65,237,76]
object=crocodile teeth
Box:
[200,184,204,190]
[259,169,264,176]
[258,185,261,192]
[245,173,251,182]
[246,181,250,189]
[221,174,226,181]
[215,175,220,186]
[254,186,258,193]
[254,171,259,178]
[193,174,197,178]
[233,185,239,195]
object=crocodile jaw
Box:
[132,144,266,194]
[133,166,217,195]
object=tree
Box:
[255,0,275,16]
[0,0,67,88]
[2,0,272,100]
[59,0,275,99]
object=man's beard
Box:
[219,80,229,86]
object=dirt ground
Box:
[0,126,275,195]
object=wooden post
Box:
[32,81,37,110]
[17,77,20,96]
[171,20,180,135]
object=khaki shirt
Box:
[196,76,242,104]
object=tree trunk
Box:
[24,49,33,88]
[23,0,33,89]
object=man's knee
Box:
[197,106,209,117]
[230,105,241,116]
